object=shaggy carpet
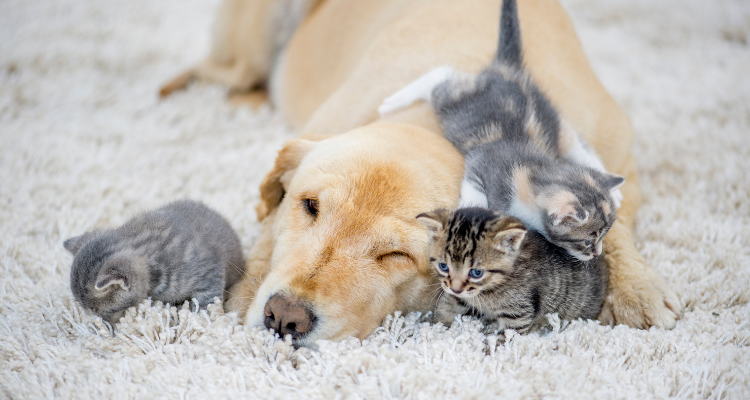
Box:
[1,0,749,398]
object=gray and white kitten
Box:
[418,207,608,334]
[380,0,624,261]
[65,200,244,323]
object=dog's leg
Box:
[228,89,269,110]
[378,66,455,115]
[159,69,196,98]
[598,158,682,329]
[159,59,261,98]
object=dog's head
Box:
[243,124,463,346]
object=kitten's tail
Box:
[496,0,523,67]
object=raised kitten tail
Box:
[496,0,522,67]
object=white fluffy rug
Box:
[1,0,749,398]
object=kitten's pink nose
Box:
[450,281,464,294]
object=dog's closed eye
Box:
[377,251,414,264]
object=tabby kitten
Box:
[380,0,624,261]
[65,200,244,323]
[418,208,608,334]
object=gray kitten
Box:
[65,200,244,323]
[380,0,624,261]
[418,207,608,334]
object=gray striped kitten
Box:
[64,200,244,323]
[380,0,624,261]
[418,208,608,334]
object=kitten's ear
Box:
[540,191,590,226]
[492,227,527,254]
[417,209,450,238]
[601,173,626,192]
[549,203,589,226]
[63,230,100,255]
[94,271,129,292]
[94,258,133,292]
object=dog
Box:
[162,0,682,345]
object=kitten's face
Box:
[83,255,145,323]
[418,208,527,301]
[547,210,612,261]
[67,235,148,323]
[541,172,623,261]
[431,255,509,301]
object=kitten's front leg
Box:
[378,66,455,115]
[434,294,471,326]
[192,287,224,309]
[488,310,536,335]
[481,319,502,335]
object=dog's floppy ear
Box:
[256,138,319,221]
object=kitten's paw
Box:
[611,189,623,210]
[599,268,682,329]
[378,91,418,115]
[481,321,502,335]
[378,66,454,115]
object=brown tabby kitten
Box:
[418,208,608,334]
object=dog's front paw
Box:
[599,266,682,329]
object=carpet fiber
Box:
[1,0,749,398]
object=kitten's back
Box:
[431,0,562,157]
[120,200,244,291]
[516,230,608,322]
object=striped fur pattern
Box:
[418,207,608,335]
[429,0,625,261]
[64,200,244,323]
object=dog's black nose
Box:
[264,293,316,340]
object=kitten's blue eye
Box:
[584,239,594,246]
[469,269,484,279]
[438,262,449,272]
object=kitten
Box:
[65,200,244,323]
[418,207,608,334]
[379,0,624,261]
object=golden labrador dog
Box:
[162,0,681,345]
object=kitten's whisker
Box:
[226,260,261,290]
[228,260,261,282]
[429,286,445,305]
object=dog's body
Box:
[163,0,681,344]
